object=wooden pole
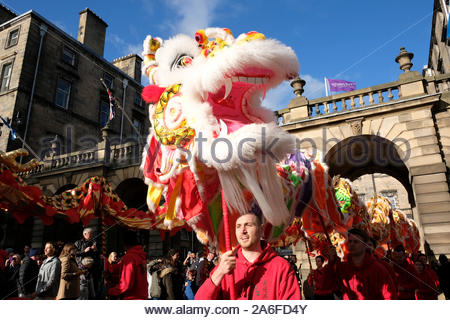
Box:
[221,191,236,300]
[305,240,313,273]
[317,213,332,245]
[101,211,107,257]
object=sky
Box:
[2,0,434,110]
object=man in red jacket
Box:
[308,255,336,299]
[195,212,300,300]
[326,228,397,300]
[391,244,419,299]
[108,230,148,299]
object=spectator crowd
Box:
[0,225,449,300]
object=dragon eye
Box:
[173,55,193,70]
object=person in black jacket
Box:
[18,248,40,298]
[159,249,183,299]
[195,250,215,287]
[438,254,450,299]
[74,228,102,298]
[4,253,21,298]
[74,228,98,264]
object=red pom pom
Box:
[141,85,166,104]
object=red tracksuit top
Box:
[195,241,301,300]
[308,267,336,296]
[393,257,420,300]
[415,267,439,300]
[325,252,397,300]
[108,245,148,300]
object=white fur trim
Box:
[198,122,296,171]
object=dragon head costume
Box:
[140,28,302,247]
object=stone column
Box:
[395,47,425,97]
[279,77,310,124]
[99,123,112,165]
[405,104,450,256]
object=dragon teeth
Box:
[200,91,209,101]
[224,78,233,100]
[219,119,228,137]
[230,76,269,84]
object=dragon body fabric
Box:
[140,28,307,249]
[139,28,420,254]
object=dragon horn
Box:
[142,35,163,83]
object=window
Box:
[55,78,71,109]
[61,47,76,66]
[103,73,114,89]
[132,118,143,138]
[99,100,110,127]
[0,62,13,92]
[134,93,143,107]
[6,29,19,48]
[358,193,366,204]
[437,57,444,74]
[381,191,398,209]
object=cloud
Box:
[263,74,325,111]
[263,81,294,111]
[163,0,220,36]
[108,34,142,57]
[140,0,154,15]
[302,74,325,99]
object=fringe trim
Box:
[220,156,291,226]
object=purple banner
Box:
[328,79,356,92]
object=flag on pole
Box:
[327,79,356,92]
[0,115,17,140]
[107,88,115,120]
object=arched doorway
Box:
[106,178,149,254]
[325,135,415,207]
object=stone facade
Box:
[2,3,450,268]
[280,46,450,280]
[352,174,413,217]
[0,6,159,254]
[0,7,147,160]
[428,0,450,75]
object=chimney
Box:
[0,4,17,25]
[77,8,108,57]
[112,54,143,83]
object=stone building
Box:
[0,5,157,254]
[278,2,450,280]
[352,174,413,218]
[427,0,450,74]
[2,3,450,265]
[0,5,147,159]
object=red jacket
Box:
[308,267,336,296]
[326,253,397,300]
[375,257,398,292]
[393,258,419,300]
[415,267,439,300]
[104,259,122,288]
[195,241,300,300]
[0,250,7,271]
[108,246,148,300]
